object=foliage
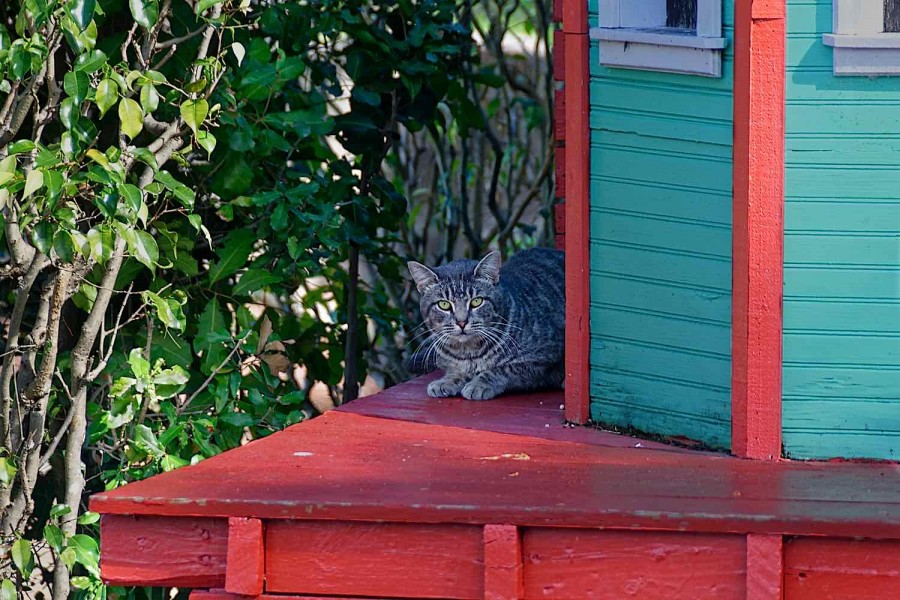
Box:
[0,0,553,598]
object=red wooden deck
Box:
[92,378,900,600]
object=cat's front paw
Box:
[427,377,465,398]
[461,379,502,401]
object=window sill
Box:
[823,33,900,76]
[589,27,726,78]
[590,27,727,50]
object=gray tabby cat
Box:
[407,247,565,400]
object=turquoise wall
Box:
[588,5,734,449]
[783,0,900,459]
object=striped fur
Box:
[407,247,565,401]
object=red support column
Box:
[562,0,590,424]
[747,534,784,600]
[732,0,786,459]
[225,517,265,596]
[484,524,523,600]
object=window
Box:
[589,0,726,78]
[823,0,900,75]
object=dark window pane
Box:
[886,0,900,33]
[667,0,698,29]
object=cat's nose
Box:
[457,320,467,331]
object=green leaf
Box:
[180,98,208,135]
[0,579,15,600]
[197,130,216,157]
[64,70,89,105]
[130,147,158,172]
[31,222,53,255]
[208,230,256,284]
[67,0,96,30]
[129,0,159,28]
[53,230,76,262]
[86,148,111,170]
[68,534,99,576]
[77,511,100,525]
[86,227,114,264]
[95,78,117,116]
[50,504,72,518]
[135,424,164,456]
[119,183,142,213]
[153,365,189,398]
[233,268,283,296]
[11,539,33,578]
[70,577,93,590]
[0,457,16,486]
[142,290,185,330]
[0,155,15,174]
[22,169,43,197]
[153,170,194,208]
[196,0,224,13]
[118,98,143,139]
[43,524,64,553]
[7,140,35,155]
[74,49,107,73]
[140,83,159,113]
[127,347,150,379]
[128,229,159,272]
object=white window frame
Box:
[589,0,727,78]
[824,0,900,75]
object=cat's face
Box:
[408,252,502,343]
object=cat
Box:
[406,247,565,400]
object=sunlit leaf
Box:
[0,579,15,600]
[64,70,89,105]
[74,49,106,73]
[196,0,225,14]
[129,0,159,28]
[95,79,117,116]
[118,98,143,139]
[140,83,159,113]
[22,169,43,198]
[11,539,33,578]
[180,98,208,135]
[197,130,216,157]
[66,0,96,30]
[154,170,194,207]
[43,524,64,553]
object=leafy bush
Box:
[0,0,553,598]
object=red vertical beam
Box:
[731,0,785,459]
[225,517,265,596]
[562,0,590,424]
[746,534,784,600]
[484,524,523,600]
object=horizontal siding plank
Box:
[590,240,731,289]
[591,109,732,146]
[786,166,900,198]
[782,431,900,460]
[783,399,900,431]
[783,332,900,366]
[784,301,900,333]
[786,202,900,231]
[783,365,900,399]
[786,105,900,135]
[592,305,729,357]
[784,268,900,299]
[591,338,731,389]
[787,142,900,167]
[592,211,730,258]
[784,234,900,267]
[589,179,731,224]
[590,274,731,323]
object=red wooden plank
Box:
[563,29,590,425]
[100,515,227,588]
[554,200,565,234]
[746,534,783,600]
[785,538,900,599]
[225,517,264,596]
[91,410,900,540]
[554,90,566,143]
[193,593,420,600]
[266,521,483,599]
[554,146,566,193]
[484,525,523,600]
[339,374,681,452]
[552,0,562,24]
[555,234,564,251]
[562,0,587,34]
[552,29,565,80]
[731,0,785,460]
[522,529,746,599]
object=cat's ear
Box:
[474,251,501,284]
[407,261,439,292]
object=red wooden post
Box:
[562,0,590,424]
[225,517,265,596]
[731,0,785,460]
[484,524,523,600]
[747,534,784,600]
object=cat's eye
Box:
[437,300,452,311]
[470,297,484,308]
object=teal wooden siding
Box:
[588,5,734,449]
[783,0,900,460]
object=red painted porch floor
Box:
[91,375,900,598]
